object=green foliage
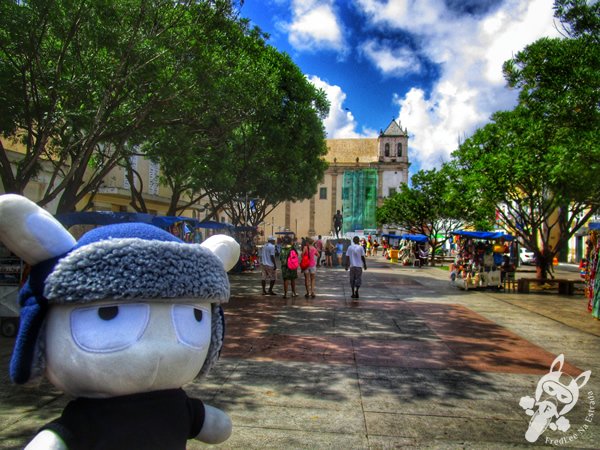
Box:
[376,165,494,264]
[0,0,328,218]
[208,46,329,226]
[470,0,600,278]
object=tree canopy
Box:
[0,0,329,218]
[376,0,598,277]
[453,0,600,279]
[376,166,494,265]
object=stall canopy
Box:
[56,211,154,228]
[151,216,198,229]
[451,230,514,241]
[401,234,428,243]
[56,212,233,231]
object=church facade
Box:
[263,119,410,238]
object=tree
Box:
[122,14,329,224]
[376,166,494,265]
[125,7,260,217]
[452,0,600,279]
[453,105,599,280]
[208,46,329,227]
[0,0,240,213]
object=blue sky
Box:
[239,0,560,175]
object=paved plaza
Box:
[1,258,599,449]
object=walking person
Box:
[260,236,277,295]
[325,239,334,267]
[279,235,298,298]
[345,236,367,299]
[302,237,318,298]
[315,235,324,267]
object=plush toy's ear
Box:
[0,195,76,385]
[201,235,240,272]
[0,194,76,265]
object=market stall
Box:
[0,242,24,337]
[583,223,600,319]
[398,234,428,265]
[450,230,515,290]
[381,234,402,262]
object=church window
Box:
[397,143,403,157]
[384,143,390,157]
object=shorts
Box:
[303,266,316,274]
[349,267,363,287]
[261,264,277,281]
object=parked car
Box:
[519,248,536,265]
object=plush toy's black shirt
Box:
[40,388,205,450]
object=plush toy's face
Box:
[45,300,212,398]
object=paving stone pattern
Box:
[1,259,599,449]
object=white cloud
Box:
[360,39,421,77]
[285,0,346,53]
[308,75,376,138]
[354,0,447,33]
[355,0,561,171]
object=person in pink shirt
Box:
[301,237,319,298]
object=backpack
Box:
[300,249,310,270]
[287,249,299,270]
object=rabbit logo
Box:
[519,354,592,443]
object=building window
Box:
[148,161,160,195]
[384,143,390,157]
[388,187,397,197]
[319,187,327,199]
[397,143,403,157]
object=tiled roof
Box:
[324,138,378,163]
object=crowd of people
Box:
[255,233,381,300]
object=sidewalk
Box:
[1,258,599,449]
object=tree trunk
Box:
[535,254,553,281]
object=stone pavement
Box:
[1,258,599,449]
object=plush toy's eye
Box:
[98,306,119,320]
[71,304,150,353]
[171,305,211,350]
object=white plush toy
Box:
[0,194,239,450]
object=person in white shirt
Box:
[260,236,277,295]
[345,236,367,298]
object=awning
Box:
[401,234,428,243]
[151,216,199,228]
[452,230,514,241]
[56,211,155,228]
